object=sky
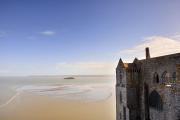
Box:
[1,0,180,76]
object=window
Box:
[172,72,176,83]
[120,112,122,119]
[119,73,122,83]
[119,70,123,84]
[153,72,159,83]
[123,106,126,120]
[120,91,122,103]
[116,70,122,84]
[161,71,168,83]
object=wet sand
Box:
[0,92,115,120]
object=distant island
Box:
[64,77,75,79]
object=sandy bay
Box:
[0,76,115,120]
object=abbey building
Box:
[116,47,180,120]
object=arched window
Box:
[161,71,168,83]
[149,90,163,111]
[172,72,176,83]
[153,72,159,83]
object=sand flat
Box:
[0,91,115,120]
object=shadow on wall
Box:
[149,90,163,111]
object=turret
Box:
[117,58,124,69]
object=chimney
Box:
[145,47,150,59]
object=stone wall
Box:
[116,52,180,120]
[116,66,129,120]
[140,53,180,120]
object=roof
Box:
[139,52,180,62]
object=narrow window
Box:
[120,112,122,119]
[161,71,168,83]
[153,72,159,83]
[116,70,122,85]
[123,106,126,120]
[120,91,122,103]
[119,73,122,83]
[172,72,176,83]
[119,70,123,84]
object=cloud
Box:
[118,35,180,62]
[56,61,116,75]
[169,33,180,40]
[40,30,56,36]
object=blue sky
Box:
[1,0,180,75]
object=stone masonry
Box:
[116,47,180,120]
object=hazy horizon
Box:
[0,74,115,77]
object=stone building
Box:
[116,47,180,120]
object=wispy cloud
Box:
[118,35,180,62]
[169,33,180,40]
[56,61,116,75]
[40,30,56,36]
